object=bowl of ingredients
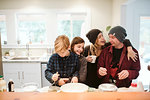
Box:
[60,83,89,92]
[98,83,118,92]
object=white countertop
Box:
[2,56,49,63]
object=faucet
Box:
[26,43,29,57]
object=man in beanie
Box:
[97,26,140,87]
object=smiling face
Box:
[109,34,123,48]
[95,33,106,46]
[73,43,85,55]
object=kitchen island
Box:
[0,92,150,100]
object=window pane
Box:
[17,14,46,44]
[57,14,85,40]
[72,20,84,37]
[0,15,7,44]
[57,20,71,38]
[140,16,150,63]
[138,16,150,89]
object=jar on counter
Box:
[8,79,14,92]
[0,75,7,92]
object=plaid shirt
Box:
[45,51,79,84]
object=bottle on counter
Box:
[0,75,7,92]
[8,79,14,92]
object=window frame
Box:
[0,9,91,48]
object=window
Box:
[138,16,150,89]
[139,16,150,64]
[57,14,86,41]
[16,14,46,44]
[0,15,7,44]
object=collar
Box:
[109,45,126,54]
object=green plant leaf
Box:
[106,26,111,31]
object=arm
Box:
[72,57,79,77]
[127,51,141,79]
[83,45,90,57]
[84,45,93,62]
[79,57,87,82]
[45,56,56,84]
[123,39,137,62]
[97,49,107,78]
[71,56,79,83]
[118,50,140,80]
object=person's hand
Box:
[127,47,138,62]
[118,70,129,80]
[98,67,107,76]
[58,78,69,86]
[71,77,78,83]
[52,72,60,81]
[86,56,93,62]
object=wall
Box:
[112,0,127,26]
[0,0,129,57]
[121,0,150,49]
[0,0,112,34]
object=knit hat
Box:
[86,29,102,44]
[108,26,127,43]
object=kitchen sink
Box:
[11,57,29,60]
[10,57,41,60]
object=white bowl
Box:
[37,86,49,92]
[21,82,38,92]
[98,83,118,92]
[60,83,89,92]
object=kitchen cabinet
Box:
[3,62,41,88]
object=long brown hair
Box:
[71,37,85,54]
[90,36,103,56]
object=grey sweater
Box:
[78,55,87,83]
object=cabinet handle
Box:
[18,72,20,80]
[22,72,24,79]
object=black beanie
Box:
[86,29,102,44]
[108,26,127,43]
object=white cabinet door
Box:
[3,62,42,88]
[21,63,41,87]
[3,63,22,88]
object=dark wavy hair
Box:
[71,37,85,55]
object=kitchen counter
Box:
[0,92,150,100]
[2,56,49,63]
